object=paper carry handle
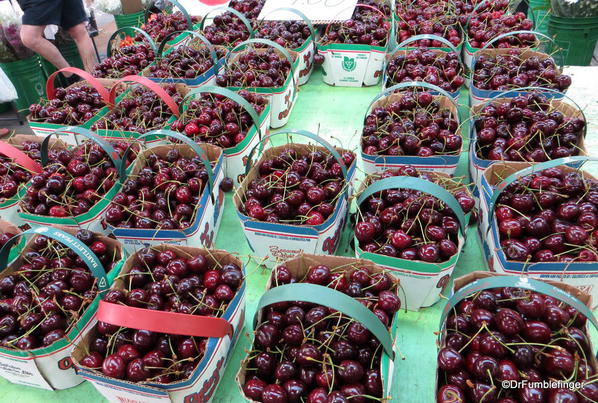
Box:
[480,30,551,52]
[107,26,157,57]
[0,227,108,291]
[110,75,180,117]
[184,86,263,142]
[0,141,42,174]
[199,6,254,38]
[254,283,395,359]
[46,67,111,106]
[365,81,459,121]
[487,156,598,219]
[41,126,126,181]
[97,300,233,337]
[357,176,468,236]
[122,129,215,203]
[439,275,598,341]
[157,31,219,67]
[245,129,348,180]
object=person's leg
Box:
[62,0,96,73]
[20,25,73,76]
[18,0,74,76]
[67,23,96,73]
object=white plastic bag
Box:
[0,67,17,102]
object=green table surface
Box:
[1,69,595,403]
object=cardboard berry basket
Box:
[437,271,598,401]
[316,2,392,87]
[464,28,541,71]
[354,175,469,310]
[143,31,226,88]
[99,26,159,80]
[144,0,201,48]
[469,91,588,196]
[27,67,115,145]
[0,226,114,390]
[72,244,246,403]
[198,5,255,48]
[469,32,565,106]
[177,86,270,185]
[391,30,464,56]
[479,157,598,299]
[223,39,300,129]
[17,127,135,234]
[361,82,462,175]
[383,34,465,99]
[104,130,226,254]
[477,157,591,238]
[90,75,185,143]
[0,134,71,227]
[237,253,399,402]
[256,7,317,86]
[234,129,357,265]
[0,138,44,226]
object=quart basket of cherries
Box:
[234,129,356,264]
[237,253,400,403]
[479,157,598,298]
[0,134,66,225]
[72,244,245,403]
[90,76,185,141]
[437,271,598,402]
[27,67,114,144]
[469,31,571,106]
[361,82,463,175]
[216,38,300,128]
[463,9,537,69]
[469,91,587,189]
[92,27,158,80]
[384,35,466,98]
[316,0,392,87]
[144,31,227,87]
[394,1,463,51]
[170,86,270,185]
[199,5,255,48]
[103,130,225,254]
[354,166,474,310]
[254,7,317,86]
[17,127,138,233]
[0,226,123,390]
[140,0,201,47]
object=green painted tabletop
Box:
[0,69,595,403]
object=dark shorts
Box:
[18,0,87,29]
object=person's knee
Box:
[68,23,89,42]
[20,28,41,49]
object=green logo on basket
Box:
[342,56,356,72]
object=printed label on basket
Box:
[0,356,53,390]
[320,48,385,87]
[259,0,357,22]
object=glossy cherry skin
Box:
[438,347,464,372]
[102,354,126,379]
[437,385,465,403]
